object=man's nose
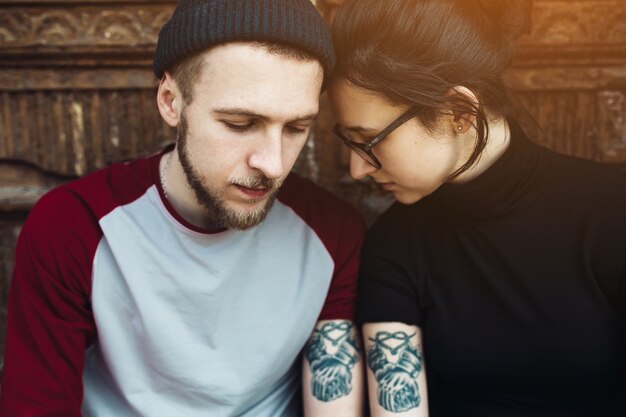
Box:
[247,129,285,180]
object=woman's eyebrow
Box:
[344,125,378,133]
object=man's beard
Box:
[176,112,282,230]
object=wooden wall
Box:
[1,0,625,363]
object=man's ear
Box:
[157,71,183,128]
[446,86,479,134]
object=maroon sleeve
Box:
[0,188,99,417]
[316,199,366,321]
[277,174,366,321]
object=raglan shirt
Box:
[0,148,365,417]
[356,123,626,416]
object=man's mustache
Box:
[230,175,282,191]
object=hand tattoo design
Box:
[305,321,360,402]
[367,331,422,413]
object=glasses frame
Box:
[333,107,423,169]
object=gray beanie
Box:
[153,0,335,83]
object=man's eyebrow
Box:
[213,108,318,123]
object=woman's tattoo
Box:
[367,331,423,413]
[305,321,360,402]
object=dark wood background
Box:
[1,0,625,364]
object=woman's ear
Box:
[157,71,183,128]
[446,86,479,134]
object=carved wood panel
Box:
[0,89,174,175]
[0,2,173,58]
[1,0,625,362]
[0,219,23,363]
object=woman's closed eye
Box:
[339,126,375,143]
[350,133,376,144]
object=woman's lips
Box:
[378,182,394,191]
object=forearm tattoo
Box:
[367,331,423,413]
[305,321,360,402]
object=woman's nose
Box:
[349,151,377,180]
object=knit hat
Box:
[153,0,334,83]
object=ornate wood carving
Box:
[521,1,626,47]
[0,3,175,60]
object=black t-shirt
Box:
[356,123,626,416]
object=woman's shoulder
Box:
[548,150,626,198]
[537,149,626,225]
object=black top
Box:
[356,123,626,416]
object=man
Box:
[0,1,365,416]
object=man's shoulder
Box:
[277,173,366,242]
[279,173,363,221]
[25,152,161,242]
[16,184,102,282]
[39,151,160,220]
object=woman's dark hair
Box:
[332,0,531,178]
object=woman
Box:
[328,0,626,416]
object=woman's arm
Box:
[363,322,429,417]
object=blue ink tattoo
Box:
[367,331,422,413]
[305,321,360,402]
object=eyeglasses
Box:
[333,107,422,169]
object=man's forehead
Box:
[195,41,323,75]
[187,42,323,120]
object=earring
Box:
[457,125,463,131]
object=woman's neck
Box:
[450,117,511,184]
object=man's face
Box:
[174,43,323,230]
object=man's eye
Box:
[223,121,254,131]
[286,125,307,135]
